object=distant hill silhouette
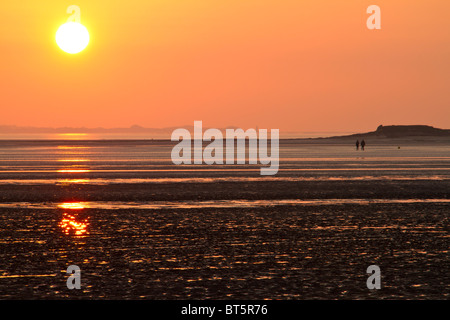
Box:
[330,125,450,139]
[0,125,189,134]
[0,124,242,134]
[374,125,450,137]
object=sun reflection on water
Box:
[58,202,85,210]
[56,144,92,173]
[57,146,89,150]
[59,213,89,236]
[57,179,91,185]
[57,169,91,173]
[58,202,90,237]
[57,133,90,140]
[57,159,90,162]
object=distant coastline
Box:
[326,125,450,139]
[296,125,450,144]
[0,124,349,140]
[0,124,449,141]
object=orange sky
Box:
[1,0,449,132]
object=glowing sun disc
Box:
[56,22,89,54]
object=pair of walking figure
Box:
[356,139,365,150]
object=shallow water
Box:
[1,198,450,210]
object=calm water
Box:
[0,139,449,179]
[0,140,449,299]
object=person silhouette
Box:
[356,140,360,150]
[361,140,366,151]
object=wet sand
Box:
[0,179,449,202]
[0,202,448,299]
[0,180,449,299]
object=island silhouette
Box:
[342,125,450,138]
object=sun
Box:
[56,22,90,54]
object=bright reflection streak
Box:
[57,169,90,173]
[57,146,89,150]
[59,133,88,136]
[58,202,85,210]
[58,179,90,184]
[57,133,89,140]
[57,159,89,162]
[59,213,89,236]
[58,202,90,237]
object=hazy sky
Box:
[1,0,449,132]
